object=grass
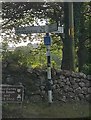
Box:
[2,101,90,118]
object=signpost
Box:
[15,23,58,34]
[1,85,24,103]
[15,22,64,104]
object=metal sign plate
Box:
[1,85,24,103]
[15,26,45,34]
[15,23,58,34]
[52,27,64,33]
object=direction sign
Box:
[1,85,24,103]
[15,23,57,34]
[52,26,64,33]
[15,26,45,34]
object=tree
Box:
[3,2,91,73]
[61,2,75,71]
[2,2,63,28]
[2,2,64,68]
[74,2,91,73]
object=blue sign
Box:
[44,34,51,45]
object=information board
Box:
[1,85,24,103]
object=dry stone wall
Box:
[27,69,91,103]
[52,70,91,102]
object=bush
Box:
[82,64,91,75]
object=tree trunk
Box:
[77,3,88,72]
[61,2,75,71]
[77,43,87,72]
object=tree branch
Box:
[2,19,12,27]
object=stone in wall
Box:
[79,82,85,87]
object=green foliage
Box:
[2,2,90,73]
[74,2,91,72]
[2,38,62,70]
[82,64,91,75]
